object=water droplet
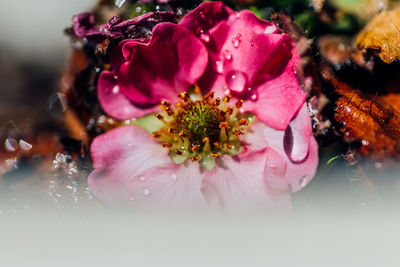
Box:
[264,25,277,34]
[299,176,307,188]
[224,88,231,95]
[142,187,151,196]
[97,191,103,196]
[235,12,241,19]
[375,162,382,169]
[128,143,133,147]
[5,138,18,152]
[232,37,240,48]
[171,174,177,180]
[199,30,210,43]
[346,106,351,113]
[215,60,224,74]
[250,39,254,47]
[225,70,248,93]
[292,66,298,75]
[129,194,135,201]
[139,175,146,182]
[19,140,32,151]
[223,50,232,61]
[48,93,67,115]
[361,140,369,146]
[115,0,126,8]
[250,93,258,101]
[109,16,122,26]
[112,85,119,94]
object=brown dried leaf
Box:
[334,79,400,157]
[355,7,400,64]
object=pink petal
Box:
[179,1,234,34]
[88,125,171,204]
[244,50,306,130]
[285,137,319,193]
[205,150,291,212]
[97,71,159,120]
[118,23,208,106]
[125,163,207,210]
[283,103,313,163]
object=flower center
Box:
[152,87,254,170]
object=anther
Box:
[152,132,161,138]
[155,114,164,120]
[191,144,200,152]
[235,99,244,109]
[175,149,183,156]
[211,152,221,159]
[213,98,221,106]
[225,106,233,115]
[162,143,172,148]
[213,141,222,148]
[238,118,249,126]
[202,137,210,143]
[219,121,230,129]
[233,130,244,136]
[204,91,215,100]
[179,92,190,102]
[168,128,176,134]
[225,143,233,150]
[178,130,187,137]
[223,94,232,103]
[191,155,200,161]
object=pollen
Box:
[151,88,254,170]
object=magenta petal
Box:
[97,71,158,120]
[88,125,171,204]
[179,1,234,34]
[244,55,306,130]
[118,23,208,105]
[205,150,291,212]
[125,163,207,210]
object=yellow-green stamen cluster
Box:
[152,89,253,170]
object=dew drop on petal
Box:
[97,191,103,196]
[224,87,231,95]
[19,140,32,151]
[264,25,277,34]
[199,29,210,43]
[5,138,18,152]
[112,85,120,94]
[225,70,248,93]
[223,50,232,61]
[250,93,258,101]
[171,174,177,180]
[142,187,151,196]
[215,60,224,74]
[299,176,308,188]
[235,12,241,19]
[250,39,254,47]
[48,93,67,115]
[129,194,135,201]
[232,37,240,48]
[139,175,146,182]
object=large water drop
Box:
[225,70,248,93]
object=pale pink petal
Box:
[97,71,159,120]
[118,23,208,106]
[88,125,171,204]
[205,150,291,212]
[285,137,319,193]
[126,162,207,210]
[283,103,313,163]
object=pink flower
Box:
[89,2,319,212]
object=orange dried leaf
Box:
[355,7,400,64]
[334,79,400,157]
